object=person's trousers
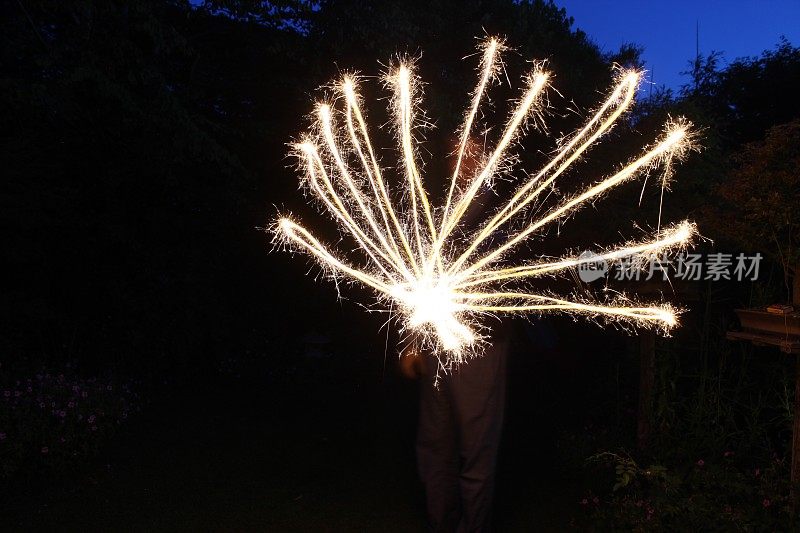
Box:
[416,329,509,533]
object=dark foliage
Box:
[2,0,800,529]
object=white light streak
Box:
[277,38,698,365]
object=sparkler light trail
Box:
[276,38,698,366]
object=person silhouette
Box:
[401,321,510,533]
[399,134,511,532]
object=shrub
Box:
[0,361,142,480]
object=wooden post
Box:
[727,266,800,513]
[637,331,656,451]
[793,355,800,489]
[793,267,800,489]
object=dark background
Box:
[2,1,799,530]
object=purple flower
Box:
[58,410,66,418]
[696,459,705,467]
[3,391,9,398]
[90,425,97,432]
[41,446,49,454]
[68,401,75,408]
[0,432,6,441]
[88,415,96,423]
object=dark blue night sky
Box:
[556,0,800,91]
[188,1,799,91]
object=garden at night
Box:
[2,1,800,530]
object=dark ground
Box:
[6,319,619,532]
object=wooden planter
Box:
[728,309,800,354]
[735,308,800,337]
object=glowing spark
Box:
[440,38,502,231]
[276,38,698,365]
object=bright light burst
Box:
[276,38,698,366]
